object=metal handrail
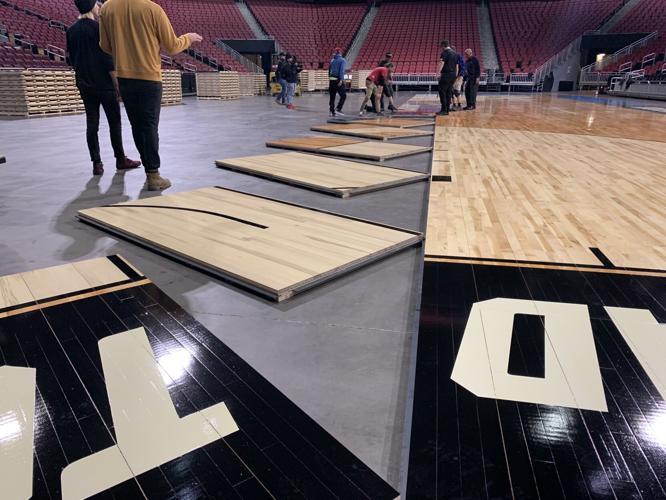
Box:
[214,39,263,74]
[581,31,659,73]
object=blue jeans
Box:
[286,82,296,105]
[277,78,287,103]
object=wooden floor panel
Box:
[438,93,666,142]
[426,126,666,269]
[216,152,428,197]
[0,257,398,499]
[78,188,422,301]
[267,135,432,161]
[334,117,435,128]
[426,92,666,270]
[311,124,433,141]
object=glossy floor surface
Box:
[408,92,666,499]
[0,256,397,498]
[0,92,432,492]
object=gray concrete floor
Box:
[0,91,431,491]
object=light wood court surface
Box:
[216,152,428,197]
[267,135,432,161]
[328,117,435,128]
[79,187,423,301]
[0,256,146,317]
[427,94,666,270]
[311,123,433,141]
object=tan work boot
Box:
[146,171,172,191]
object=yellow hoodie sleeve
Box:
[154,4,191,55]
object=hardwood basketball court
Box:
[310,123,434,141]
[408,93,666,499]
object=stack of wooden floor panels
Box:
[0,69,83,117]
[239,74,268,96]
[161,69,182,105]
[196,71,241,100]
[352,70,370,89]
[300,70,316,91]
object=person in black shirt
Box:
[463,48,481,110]
[66,0,139,175]
[437,40,458,116]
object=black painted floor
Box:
[407,261,666,499]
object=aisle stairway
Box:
[478,0,499,71]
[345,3,377,67]
[599,0,645,33]
[236,0,269,39]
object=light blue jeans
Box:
[286,82,296,105]
[277,78,287,103]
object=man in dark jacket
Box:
[275,52,287,105]
[328,48,347,116]
[464,48,481,110]
[282,54,301,110]
[67,0,140,175]
[437,40,458,115]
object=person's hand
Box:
[338,80,343,87]
[186,33,203,44]
[476,78,480,85]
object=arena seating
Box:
[353,0,481,73]
[0,40,67,67]
[490,0,625,73]
[247,0,367,69]
[607,0,666,73]
[155,0,255,72]
[0,3,67,50]
[4,0,78,23]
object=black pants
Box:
[329,79,346,113]
[379,84,393,111]
[438,73,456,112]
[80,87,125,163]
[465,80,479,107]
[119,78,162,172]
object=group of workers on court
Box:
[273,41,481,116]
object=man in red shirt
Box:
[359,66,392,116]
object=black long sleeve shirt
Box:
[466,56,481,80]
[66,18,115,91]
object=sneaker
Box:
[335,110,345,116]
[388,104,398,112]
[376,111,385,116]
[116,157,141,171]
[437,111,449,116]
[92,162,104,175]
[330,111,336,117]
[145,171,172,191]
[287,104,294,110]
[359,110,365,116]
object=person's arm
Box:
[154,5,201,55]
[437,58,443,73]
[339,59,346,83]
[99,12,112,55]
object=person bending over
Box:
[328,48,347,116]
[360,65,392,116]
[67,0,140,176]
[99,0,202,191]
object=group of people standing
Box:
[274,52,302,110]
[437,40,480,115]
[67,0,202,190]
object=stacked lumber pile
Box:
[161,69,182,105]
[196,71,241,100]
[0,69,83,117]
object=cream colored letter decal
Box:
[605,307,666,400]
[61,328,238,499]
[451,298,607,411]
[0,366,36,500]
